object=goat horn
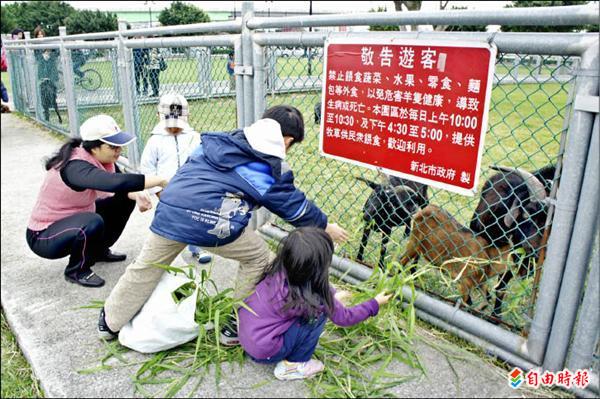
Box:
[375,168,392,186]
[393,185,417,195]
[490,165,547,202]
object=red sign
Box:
[319,38,496,196]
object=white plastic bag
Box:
[119,271,199,353]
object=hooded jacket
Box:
[139,120,200,180]
[150,118,327,247]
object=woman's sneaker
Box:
[274,359,325,380]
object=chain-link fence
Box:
[3,3,598,394]
[261,45,575,333]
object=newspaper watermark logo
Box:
[509,368,524,388]
[509,368,591,389]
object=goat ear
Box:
[503,199,520,228]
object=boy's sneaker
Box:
[219,314,239,346]
[274,359,325,380]
[194,250,213,264]
[188,245,213,264]
[97,308,118,341]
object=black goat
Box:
[469,164,555,318]
[356,175,428,268]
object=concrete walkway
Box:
[1,113,547,398]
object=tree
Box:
[501,1,595,32]
[443,6,489,32]
[368,7,400,31]
[3,1,76,37]
[393,1,422,31]
[158,1,210,27]
[1,4,18,34]
[65,10,118,35]
[369,2,489,33]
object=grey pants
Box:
[104,229,273,332]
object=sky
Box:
[55,1,512,14]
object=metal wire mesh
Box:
[263,45,577,334]
[131,45,238,153]
[33,48,69,133]
[2,38,584,336]
[6,49,28,114]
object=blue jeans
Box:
[250,314,327,364]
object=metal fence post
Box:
[234,37,244,128]
[110,49,121,103]
[566,229,599,391]
[241,1,255,126]
[526,39,599,364]
[58,27,80,138]
[117,20,141,169]
[23,32,41,122]
[268,49,276,96]
[253,43,266,122]
[543,113,599,371]
[4,44,19,112]
[194,49,205,97]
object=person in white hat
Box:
[26,115,169,288]
[140,93,213,264]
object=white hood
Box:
[243,118,286,160]
[140,121,201,180]
[150,119,194,136]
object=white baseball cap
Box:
[79,114,136,146]
[157,93,190,129]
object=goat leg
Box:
[356,223,371,262]
[56,107,62,124]
[379,225,392,269]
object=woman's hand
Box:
[144,175,169,190]
[130,190,153,212]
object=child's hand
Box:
[334,290,352,303]
[375,292,393,306]
[325,223,349,243]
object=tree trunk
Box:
[393,1,423,31]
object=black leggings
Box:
[26,193,135,277]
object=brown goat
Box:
[400,205,512,307]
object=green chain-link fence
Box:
[262,45,577,335]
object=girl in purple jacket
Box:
[238,227,391,380]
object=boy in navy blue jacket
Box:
[100,105,348,346]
